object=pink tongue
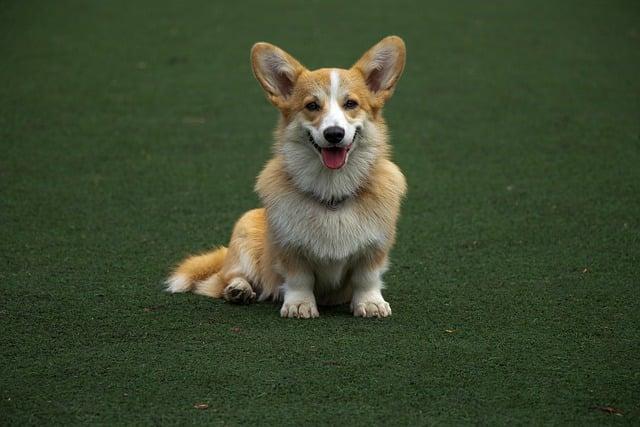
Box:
[321,147,348,169]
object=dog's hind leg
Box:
[192,272,256,304]
[222,277,256,304]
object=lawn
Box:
[1,0,639,424]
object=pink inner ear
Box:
[364,47,397,93]
[263,55,295,98]
[274,71,294,97]
[366,67,384,93]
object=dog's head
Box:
[251,36,405,172]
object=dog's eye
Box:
[344,99,359,110]
[305,102,320,111]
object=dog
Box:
[166,36,407,318]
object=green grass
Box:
[1,0,639,424]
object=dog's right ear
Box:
[251,43,305,107]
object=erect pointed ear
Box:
[352,36,406,103]
[251,42,306,107]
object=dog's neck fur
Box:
[275,119,388,203]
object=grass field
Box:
[1,0,639,424]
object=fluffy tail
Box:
[165,246,228,294]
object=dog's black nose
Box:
[323,126,345,144]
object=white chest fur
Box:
[266,193,387,262]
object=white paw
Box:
[223,278,256,304]
[352,301,392,318]
[280,300,319,319]
[351,292,392,318]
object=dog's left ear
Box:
[352,36,406,104]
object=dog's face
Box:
[251,36,405,171]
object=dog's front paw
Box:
[280,300,319,319]
[351,292,391,318]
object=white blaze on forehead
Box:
[330,69,340,100]
[319,69,354,142]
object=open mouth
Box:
[307,128,360,170]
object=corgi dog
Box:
[166,36,407,318]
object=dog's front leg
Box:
[349,262,392,318]
[280,270,319,319]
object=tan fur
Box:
[171,247,227,289]
[167,36,407,317]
